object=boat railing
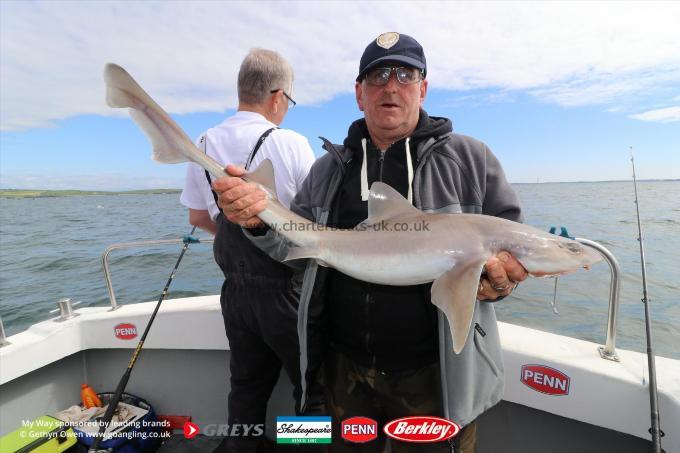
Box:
[101,237,214,311]
[576,238,621,361]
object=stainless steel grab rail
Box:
[101,237,213,310]
[576,238,621,361]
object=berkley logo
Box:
[114,323,138,340]
[341,417,378,443]
[383,416,459,443]
[521,364,570,395]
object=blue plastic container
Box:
[74,393,162,452]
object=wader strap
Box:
[199,134,222,214]
[245,127,278,170]
[201,127,278,214]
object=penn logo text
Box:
[521,364,570,395]
[114,323,138,340]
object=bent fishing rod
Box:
[631,149,662,453]
[89,226,199,453]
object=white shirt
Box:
[180,111,316,220]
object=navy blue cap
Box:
[357,32,427,82]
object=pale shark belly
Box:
[319,242,458,286]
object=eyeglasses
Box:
[364,67,424,86]
[270,89,296,108]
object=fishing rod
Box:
[631,149,662,453]
[89,226,199,453]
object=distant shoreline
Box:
[0,189,181,199]
[3,179,678,198]
[512,178,679,185]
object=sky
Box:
[0,1,678,190]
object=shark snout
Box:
[581,244,603,269]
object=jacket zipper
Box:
[378,150,386,181]
[364,291,372,355]
[368,149,384,364]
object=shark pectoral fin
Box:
[431,258,486,354]
[284,246,322,263]
[359,182,422,228]
[245,160,277,199]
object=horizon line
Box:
[1,178,678,194]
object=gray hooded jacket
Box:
[247,117,522,427]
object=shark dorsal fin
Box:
[245,159,278,200]
[362,181,421,227]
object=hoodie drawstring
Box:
[361,137,414,204]
[360,138,370,201]
[405,137,413,204]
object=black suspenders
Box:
[202,127,278,214]
[245,127,278,170]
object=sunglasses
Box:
[364,67,424,86]
[270,89,296,108]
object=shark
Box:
[103,63,602,353]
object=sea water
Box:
[0,181,678,359]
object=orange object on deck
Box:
[81,383,102,408]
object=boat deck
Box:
[159,435,222,452]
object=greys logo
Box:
[201,424,264,437]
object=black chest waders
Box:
[202,128,311,452]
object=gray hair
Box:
[237,48,294,105]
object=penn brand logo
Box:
[383,416,459,443]
[521,364,571,395]
[114,323,137,340]
[341,416,377,443]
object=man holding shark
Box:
[215,33,527,452]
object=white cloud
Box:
[629,106,680,123]
[1,1,679,131]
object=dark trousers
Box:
[211,215,326,452]
[325,349,476,453]
[222,281,304,422]
[215,280,303,452]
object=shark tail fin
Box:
[105,82,138,110]
[104,65,143,110]
[103,63,193,165]
[245,159,278,200]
